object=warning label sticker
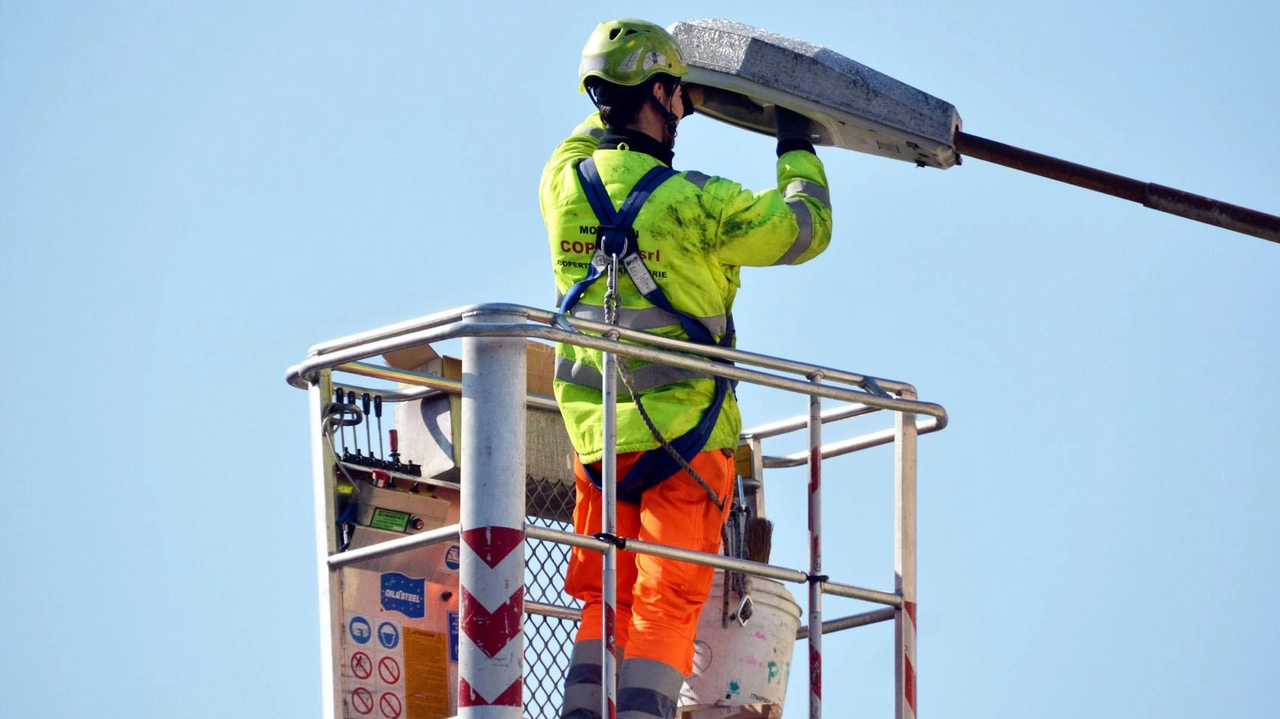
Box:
[350,686,375,716]
[341,570,457,719]
[404,628,449,719]
[350,651,374,681]
[379,691,404,719]
[345,614,409,719]
[378,655,402,686]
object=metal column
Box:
[458,308,528,719]
[894,395,919,719]
[309,368,343,719]
[807,373,825,719]
[600,320,620,719]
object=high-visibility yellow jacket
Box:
[540,113,833,464]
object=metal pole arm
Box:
[955,131,1280,244]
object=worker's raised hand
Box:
[774,106,813,142]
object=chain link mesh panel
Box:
[524,474,579,719]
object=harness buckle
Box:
[596,225,636,258]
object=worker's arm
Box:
[711,140,833,267]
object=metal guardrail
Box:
[288,302,947,719]
[286,302,948,432]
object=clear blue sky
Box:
[3,2,1277,718]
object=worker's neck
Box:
[626,106,669,146]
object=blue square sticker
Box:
[380,572,425,619]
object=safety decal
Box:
[350,651,373,681]
[349,616,372,645]
[445,544,460,570]
[380,572,425,618]
[379,691,403,719]
[378,655,402,685]
[378,621,401,650]
[350,687,374,716]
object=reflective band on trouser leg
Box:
[625,450,735,675]
[562,640,605,719]
[617,658,684,719]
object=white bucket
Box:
[679,572,801,718]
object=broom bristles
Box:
[745,517,774,564]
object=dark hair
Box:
[586,73,679,128]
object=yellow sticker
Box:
[403,628,449,719]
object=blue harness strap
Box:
[558,161,675,318]
[560,157,735,503]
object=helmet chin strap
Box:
[648,92,680,149]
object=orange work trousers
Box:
[565,448,736,676]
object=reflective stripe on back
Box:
[555,355,711,392]
[566,303,728,336]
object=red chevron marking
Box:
[460,586,523,658]
[461,526,524,569]
[458,677,522,707]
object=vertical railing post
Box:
[309,368,343,719]
[458,308,527,719]
[895,396,919,719]
[600,325,620,719]
[806,373,825,719]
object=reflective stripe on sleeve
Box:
[555,356,711,392]
[573,122,605,140]
[785,179,831,208]
[682,170,712,190]
[772,198,815,266]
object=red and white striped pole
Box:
[458,308,527,719]
[895,399,919,719]
[806,374,824,719]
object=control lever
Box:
[335,388,349,456]
[374,395,385,461]
[347,391,360,458]
[361,393,373,460]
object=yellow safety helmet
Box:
[578,19,688,91]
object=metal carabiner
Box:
[604,253,622,326]
[734,593,754,626]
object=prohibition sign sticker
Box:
[351,687,374,716]
[379,691,403,719]
[378,656,401,684]
[350,651,373,681]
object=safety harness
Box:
[559,156,734,504]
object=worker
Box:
[541,18,833,719]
